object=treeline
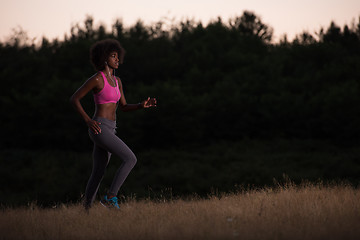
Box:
[1,11,360,206]
[1,12,360,152]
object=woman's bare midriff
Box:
[94,103,118,121]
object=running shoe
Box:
[100,195,120,209]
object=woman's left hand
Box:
[141,97,157,108]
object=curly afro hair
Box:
[90,39,125,71]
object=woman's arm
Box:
[117,78,157,112]
[70,75,102,134]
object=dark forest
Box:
[1,11,360,206]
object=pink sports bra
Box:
[93,72,121,104]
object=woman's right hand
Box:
[87,119,102,134]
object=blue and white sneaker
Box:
[100,195,120,209]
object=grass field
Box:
[1,182,359,240]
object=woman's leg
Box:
[93,130,137,197]
[87,117,137,202]
[84,143,111,207]
[105,136,137,197]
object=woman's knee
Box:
[130,154,137,167]
[126,153,137,168]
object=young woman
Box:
[70,39,156,210]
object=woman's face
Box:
[107,51,120,69]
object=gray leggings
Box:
[84,116,137,206]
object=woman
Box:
[70,39,156,210]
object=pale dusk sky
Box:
[1,0,360,43]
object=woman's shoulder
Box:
[88,72,104,83]
[83,72,104,91]
[115,76,122,86]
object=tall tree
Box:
[229,11,273,42]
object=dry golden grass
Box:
[1,182,359,240]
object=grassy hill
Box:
[1,182,359,240]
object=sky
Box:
[1,0,360,43]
